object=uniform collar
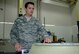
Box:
[23,14,34,22]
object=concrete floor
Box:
[0,40,15,52]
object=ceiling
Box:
[51,0,68,3]
[51,0,78,5]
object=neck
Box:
[25,13,32,18]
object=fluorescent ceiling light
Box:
[0,22,14,24]
[0,22,55,26]
[42,24,55,26]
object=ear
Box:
[24,8,27,12]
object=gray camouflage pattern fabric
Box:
[10,15,48,50]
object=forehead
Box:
[27,4,34,7]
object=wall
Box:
[41,3,72,26]
[41,3,78,42]
[0,0,17,51]
[0,0,18,39]
[4,0,18,39]
[71,0,79,42]
[0,0,4,38]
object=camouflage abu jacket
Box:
[10,15,49,49]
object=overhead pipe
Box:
[76,0,79,42]
[76,0,79,21]
[37,0,41,21]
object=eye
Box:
[29,7,31,9]
[32,8,34,10]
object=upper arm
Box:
[10,18,20,44]
[37,20,49,38]
[10,19,19,37]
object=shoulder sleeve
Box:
[10,18,21,45]
[36,20,49,40]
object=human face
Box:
[25,4,34,16]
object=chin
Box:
[29,14,32,16]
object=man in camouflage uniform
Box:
[10,2,51,53]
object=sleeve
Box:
[37,20,49,40]
[10,19,20,46]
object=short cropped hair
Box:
[25,2,34,8]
